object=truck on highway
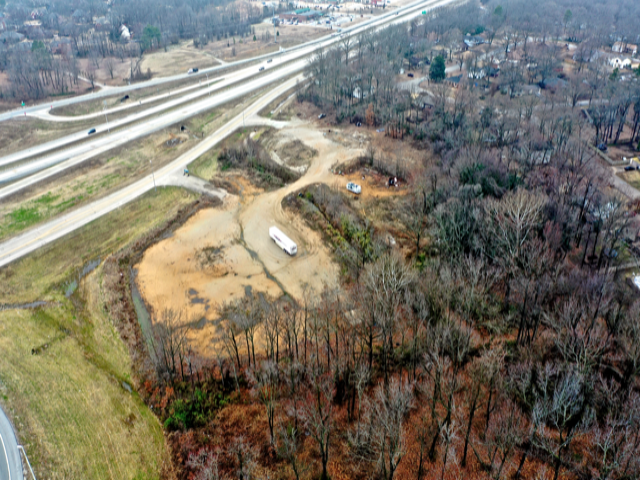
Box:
[269,226,297,255]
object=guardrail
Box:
[18,446,37,480]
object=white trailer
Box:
[269,226,297,255]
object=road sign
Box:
[21,101,25,107]
[422,10,426,14]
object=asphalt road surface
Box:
[0,406,23,480]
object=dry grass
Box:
[141,41,221,77]
[201,23,326,62]
[0,303,167,480]
[0,116,94,157]
[1,187,198,305]
[618,170,640,190]
[0,101,240,242]
[0,187,204,479]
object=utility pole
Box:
[150,159,156,192]
[102,100,110,132]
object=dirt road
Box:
[136,123,364,356]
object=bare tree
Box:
[228,437,257,480]
[187,449,221,480]
[299,371,334,480]
[353,378,414,480]
[249,360,280,447]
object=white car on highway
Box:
[346,182,361,194]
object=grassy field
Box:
[0,187,199,479]
[0,116,94,157]
[619,169,640,190]
[0,103,237,243]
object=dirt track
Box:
[135,122,364,356]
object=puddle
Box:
[65,257,101,298]
[0,301,48,311]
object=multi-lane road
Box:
[0,406,23,480]
[0,0,461,266]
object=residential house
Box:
[463,35,485,48]
[279,8,322,21]
[613,42,637,56]
[30,7,47,20]
[610,57,632,69]
[0,31,25,43]
[120,24,131,40]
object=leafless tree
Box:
[353,378,414,480]
[187,449,221,480]
[277,424,306,480]
[228,437,257,480]
[249,360,280,447]
[299,371,334,480]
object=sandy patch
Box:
[136,122,362,356]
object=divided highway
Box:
[0,0,461,268]
[0,0,452,179]
[0,0,446,124]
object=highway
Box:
[0,75,300,268]
[0,0,451,178]
[0,0,446,124]
[0,406,23,480]
[0,0,461,268]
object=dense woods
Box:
[121,2,640,477]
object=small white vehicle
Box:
[269,226,297,255]
[346,182,361,194]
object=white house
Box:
[610,57,632,68]
[119,25,131,40]
[613,42,637,56]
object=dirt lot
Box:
[136,122,367,356]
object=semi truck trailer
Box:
[269,226,297,255]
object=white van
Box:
[269,226,297,255]
[346,182,361,194]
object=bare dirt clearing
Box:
[136,122,364,356]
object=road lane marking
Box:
[0,431,11,480]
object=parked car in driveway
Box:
[347,182,361,194]
[598,143,608,151]
[87,128,96,135]
[407,73,414,77]
[625,165,636,171]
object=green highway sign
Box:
[422,10,426,14]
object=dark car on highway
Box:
[259,66,265,71]
[88,128,96,135]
